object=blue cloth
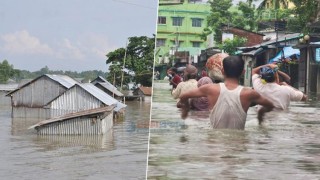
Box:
[268,46,300,63]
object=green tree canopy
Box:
[219,36,247,55]
[203,0,257,43]
[288,0,320,33]
[0,60,20,83]
[106,35,155,87]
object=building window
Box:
[172,17,183,26]
[158,16,166,24]
[192,42,201,47]
[156,39,166,47]
[171,40,182,47]
[192,18,202,27]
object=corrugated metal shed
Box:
[47,83,121,117]
[95,82,124,97]
[78,83,118,106]
[114,101,127,112]
[7,74,77,96]
[30,106,114,135]
[91,76,123,97]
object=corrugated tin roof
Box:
[77,83,118,106]
[241,48,264,56]
[97,76,108,82]
[0,84,18,91]
[239,33,302,50]
[139,86,152,96]
[114,101,127,112]
[46,74,77,89]
[97,82,123,97]
[7,74,78,95]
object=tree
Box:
[106,35,155,87]
[202,0,257,43]
[0,60,19,83]
[203,0,233,43]
[288,0,320,33]
[219,36,247,55]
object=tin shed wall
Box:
[36,112,113,135]
[12,107,51,119]
[11,76,67,107]
[49,86,104,117]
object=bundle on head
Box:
[205,53,229,81]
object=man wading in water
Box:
[178,56,274,130]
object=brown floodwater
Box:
[0,100,150,180]
[148,82,320,180]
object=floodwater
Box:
[148,82,320,179]
[0,100,150,180]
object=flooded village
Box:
[0,73,152,179]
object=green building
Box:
[155,0,211,79]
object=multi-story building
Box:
[155,0,210,78]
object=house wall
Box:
[227,28,264,46]
[156,1,210,64]
[12,107,50,119]
[11,76,67,108]
[49,85,104,117]
[36,112,113,135]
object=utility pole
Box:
[120,40,128,91]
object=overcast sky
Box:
[0,0,263,72]
[0,0,158,72]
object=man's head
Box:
[222,56,244,78]
[260,67,276,82]
[168,67,178,75]
[184,64,198,80]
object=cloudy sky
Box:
[0,0,157,72]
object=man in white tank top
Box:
[178,56,274,130]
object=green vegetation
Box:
[0,60,107,84]
[0,60,19,83]
[289,0,320,33]
[219,36,247,55]
[106,35,155,88]
[202,0,256,44]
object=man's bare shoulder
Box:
[241,87,260,99]
[199,83,220,95]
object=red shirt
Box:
[171,74,181,88]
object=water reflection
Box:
[148,82,320,179]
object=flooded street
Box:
[0,100,150,180]
[148,82,320,179]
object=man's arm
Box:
[251,64,278,75]
[250,90,274,124]
[179,85,209,119]
[277,70,291,83]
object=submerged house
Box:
[31,83,126,135]
[133,86,152,101]
[91,76,124,100]
[0,84,18,106]
[7,74,78,119]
